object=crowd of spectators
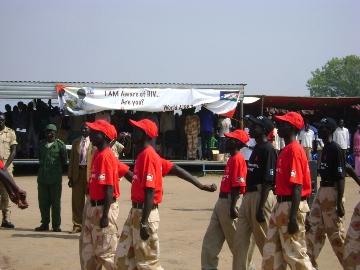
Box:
[2,100,359,167]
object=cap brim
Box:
[224,132,239,141]
[247,115,262,125]
[85,122,100,131]
[129,119,140,129]
[129,119,151,136]
[313,122,336,129]
[274,115,287,122]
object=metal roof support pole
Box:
[261,95,264,116]
[239,99,244,129]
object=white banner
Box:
[57,86,242,116]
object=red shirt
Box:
[219,152,247,194]
[275,140,311,197]
[88,148,120,200]
[0,160,4,169]
[131,146,163,204]
[161,158,173,177]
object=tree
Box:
[307,55,360,97]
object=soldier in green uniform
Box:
[35,124,68,232]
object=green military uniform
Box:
[37,138,68,228]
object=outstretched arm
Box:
[0,169,28,209]
[169,164,217,192]
[124,170,133,183]
[346,163,360,186]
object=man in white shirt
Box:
[217,116,232,153]
[272,126,280,155]
[333,119,350,161]
[299,122,315,160]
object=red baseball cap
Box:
[85,120,117,140]
[274,112,304,130]
[129,119,158,139]
[224,129,250,145]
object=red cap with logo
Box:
[274,112,304,130]
[224,129,250,145]
[85,120,117,140]
[129,119,158,139]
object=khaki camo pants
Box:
[114,207,163,270]
[306,186,345,269]
[233,186,276,270]
[187,134,198,159]
[343,201,360,269]
[79,197,90,269]
[262,200,314,270]
[81,201,119,270]
[201,196,255,270]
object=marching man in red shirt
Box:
[114,119,165,269]
[201,129,250,270]
[114,118,217,270]
[262,112,313,270]
[81,120,132,270]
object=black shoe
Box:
[35,223,49,231]
[53,226,61,232]
[1,221,15,228]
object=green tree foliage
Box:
[307,55,360,97]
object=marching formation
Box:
[1,108,360,270]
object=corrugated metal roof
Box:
[0,81,246,99]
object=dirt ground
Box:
[1,173,359,270]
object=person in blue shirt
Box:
[199,107,214,160]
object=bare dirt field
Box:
[1,173,358,269]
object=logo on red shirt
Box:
[290,170,296,177]
[146,174,153,181]
[238,177,245,183]
[98,174,105,181]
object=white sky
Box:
[0,0,359,98]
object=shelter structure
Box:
[0,81,246,175]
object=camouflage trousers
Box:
[81,200,119,270]
[262,200,314,270]
[233,186,276,270]
[343,201,360,269]
[114,207,163,270]
[79,197,90,269]
[187,134,198,159]
[306,187,345,269]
